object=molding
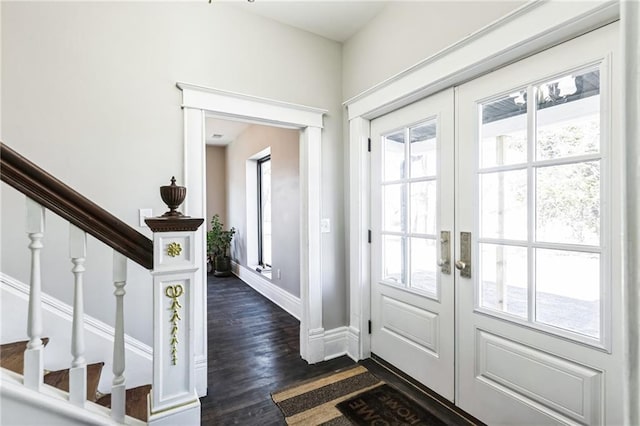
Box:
[307,327,326,364]
[230,264,349,362]
[622,2,640,424]
[346,326,361,362]
[1,273,153,359]
[145,217,204,233]
[344,1,619,120]
[232,262,302,320]
[323,327,349,361]
[178,84,325,369]
[177,83,326,129]
[194,359,207,397]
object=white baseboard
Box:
[229,264,350,364]
[346,326,361,362]
[194,359,207,397]
[1,273,152,392]
[323,327,349,361]
[231,262,301,320]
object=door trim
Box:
[177,83,327,396]
[343,2,619,120]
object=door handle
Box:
[439,231,451,275]
[457,231,471,278]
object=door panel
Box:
[371,89,454,400]
[456,23,622,425]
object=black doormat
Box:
[336,384,446,426]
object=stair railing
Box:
[0,142,203,424]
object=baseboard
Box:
[194,358,207,397]
[323,327,349,361]
[346,326,361,362]
[231,262,301,320]
[1,273,152,392]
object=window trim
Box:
[257,155,272,268]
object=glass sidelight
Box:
[476,66,604,341]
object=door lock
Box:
[439,231,451,275]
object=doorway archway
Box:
[177,83,326,396]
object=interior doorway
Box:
[203,116,301,309]
[178,83,327,396]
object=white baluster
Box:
[24,199,45,390]
[69,225,87,406]
[111,252,127,423]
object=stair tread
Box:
[43,362,104,401]
[0,338,50,374]
[95,384,151,422]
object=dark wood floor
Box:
[199,274,355,425]
[200,274,482,425]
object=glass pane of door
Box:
[476,66,605,342]
[380,119,439,298]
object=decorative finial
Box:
[160,177,187,217]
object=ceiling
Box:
[227,1,389,42]
[205,117,250,145]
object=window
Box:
[258,155,272,267]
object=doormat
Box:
[336,383,447,426]
[271,365,383,425]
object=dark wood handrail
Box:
[0,142,153,269]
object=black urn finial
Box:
[160,176,186,217]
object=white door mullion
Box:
[527,84,536,323]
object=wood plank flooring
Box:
[200,274,355,425]
[200,274,481,425]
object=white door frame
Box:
[345,0,638,413]
[177,83,327,396]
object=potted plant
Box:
[207,214,236,277]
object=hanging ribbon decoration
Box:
[165,284,184,365]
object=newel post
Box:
[146,177,203,425]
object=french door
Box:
[370,22,622,424]
[370,89,455,401]
[456,23,622,425]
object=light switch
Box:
[139,208,153,227]
[321,218,330,233]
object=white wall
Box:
[226,124,301,297]
[342,1,525,100]
[1,2,346,342]
[205,146,227,229]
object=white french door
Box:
[369,22,623,425]
[456,23,622,425]
[370,89,455,401]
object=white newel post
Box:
[145,212,203,426]
[24,198,45,390]
[69,225,87,406]
[111,252,127,423]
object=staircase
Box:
[0,142,204,425]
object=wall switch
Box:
[139,208,153,227]
[277,269,282,280]
[321,218,331,233]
